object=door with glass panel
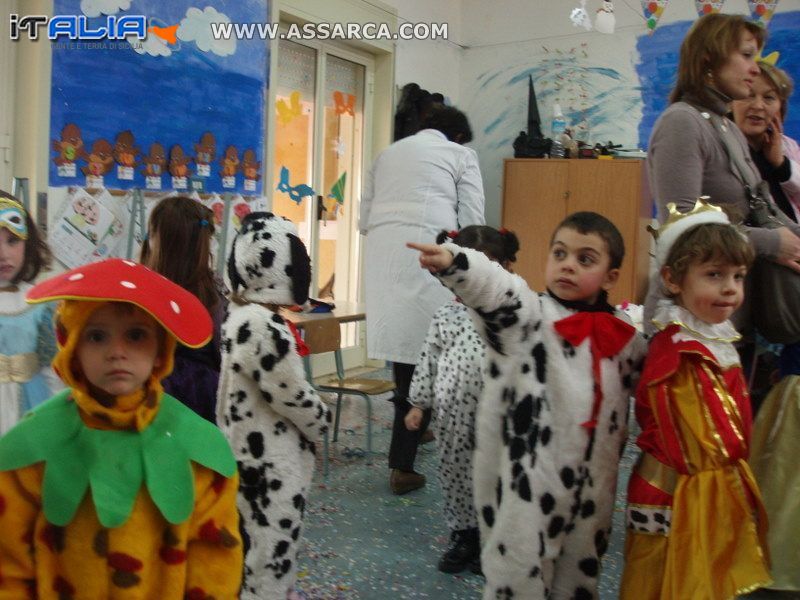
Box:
[271,38,369,317]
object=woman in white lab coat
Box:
[360,106,486,494]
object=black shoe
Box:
[389,469,426,494]
[468,556,483,576]
[438,528,480,574]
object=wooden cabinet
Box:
[502,158,651,305]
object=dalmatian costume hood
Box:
[225,211,311,306]
[217,212,329,600]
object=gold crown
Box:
[647,197,724,240]
[756,50,779,66]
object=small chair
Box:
[301,318,395,477]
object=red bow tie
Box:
[553,312,635,430]
[286,321,310,357]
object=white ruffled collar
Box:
[652,300,741,367]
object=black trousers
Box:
[388,362,432,471]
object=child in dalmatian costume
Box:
[621,201,770,599]
[405,226,520,575]
[217,212,331,600]
[410,211,646,600]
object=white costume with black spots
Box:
[436,244,645,600]
[217,213,330,600]
[409,300,484,532]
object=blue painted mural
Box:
[50,0,268,194]
[636,10,800,149]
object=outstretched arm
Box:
[408,242,539,355]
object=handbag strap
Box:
[706,109,791,228]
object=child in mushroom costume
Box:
[0,258,242,599]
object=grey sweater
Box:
[648,95,800,257]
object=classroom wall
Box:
[380,0,464,104]
[453,0,800,226]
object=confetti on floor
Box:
[295,368,791,600]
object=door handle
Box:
[316,195,325,220]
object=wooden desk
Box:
[280,301,366,328]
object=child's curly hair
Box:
[0,189,52,283]
[663,222,754,286]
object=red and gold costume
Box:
[621,303,771,600]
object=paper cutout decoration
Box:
[276,91,302,125]
[595,1,616,34]
[242,149,260,192]
[52,123,86,177]
[333,91,355,116]
[242,149,261,181]
[194,131,216,177]
[570,0,592,30]
[220,146,239,189]
[220,146,240,177]
[113,131,139,168]
[641,0,669,33]
[113,130,139,181]
[748,0,779,26]
[232,196,252,228]
[81,139,114,177]
[328,172,346,205]
[695,0,725,16]
[142,142,167,177]
[276,166,315,204]
[169,145,192,177]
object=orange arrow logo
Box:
[149,24,179,45]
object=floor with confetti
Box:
[295,368,794,600]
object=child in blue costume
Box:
[0,191,59,435]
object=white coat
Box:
[359,129,486,364]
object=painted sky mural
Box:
[637,10,800,148]
[50,0,268,194]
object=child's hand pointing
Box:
[407,242,454,273]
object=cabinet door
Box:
[567,160,648,304]
[502,160,569,291]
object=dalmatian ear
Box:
[226,236,246,295]
[288,233,311,305]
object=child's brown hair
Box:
[140,196,218,313]
[663,222,754,286]
[0,189,52,283]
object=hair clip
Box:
[447,230,458,239]
[142,232,149,242]
[498,227,508,235]
[199,219,209,227]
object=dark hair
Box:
[422,106,473,144]
[670,13,765,107]
[663,222,754,285]
[0,189,52,283]
[394,83,445,141]
[139,196,219,313]
[436,225,519,264]
[551,212,625,270]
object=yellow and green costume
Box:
[0,259,242,599]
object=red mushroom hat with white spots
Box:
[26,258,212,348]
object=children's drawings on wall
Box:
[641,0,670,33]
[276,166,315,204]
[694,0,725,17]
[194,132,216,177]
[50,188,126,268]
[327,172,347,216]
[49,0,266,194]
[52,123,87,178]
